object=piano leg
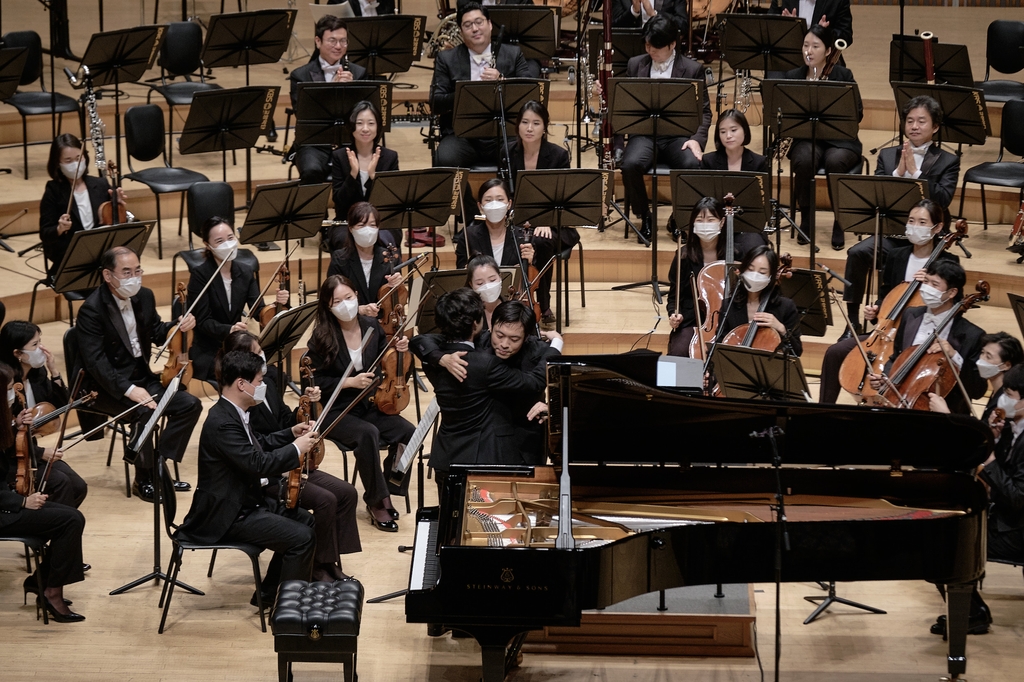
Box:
[475,628,530,682]
[943,582,972,681]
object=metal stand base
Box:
[803,581,886,624]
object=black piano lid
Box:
[548,355,993,472]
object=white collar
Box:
[224,395,251,425]
[910,142,932,154]
[319,55,341,71]
[652,54,675,72]
[470,45,492,64]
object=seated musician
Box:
[0,321,86,510]
[666,197,767,357]
[187,217,288,383]
[619,16,711,242]
[219,331,360,582]
[176,351,317,607]
[841,96,960,335]
[1,366,86,623]
[429,2,532,170]
[328,101,399,243]
[773,0,854,46]
[327,0,395,16]
[412,300,562,464]
[417,288,548,491]
[719,245,803,356]
[867,260,987,413]
[700,109,769,173]
[784,23,862,250]
[38,134,127,279]
[326,202,404,320]
[929,332,1024,420]
[819,199,959,404]
[610,0,688,31]
[306,275,415,532]
[288,15,368,185]
[74,247,203,502]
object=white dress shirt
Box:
[221,273,233,305]
[904,253,929,283]
[798,0,816,26]
[912,309,963,369]
[74,187,95,231]
[359,0,380,15]
[360,257,374,287]
[348,346,364,372]
[650,54,676,79]
[320,55,342,82]
[491,239,505,266]
[630,0,660,25]
[469,46,493,81]
[892,143,930,180]
[117,295,144,398]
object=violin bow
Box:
[38,369,86,493]
[373,253,427,308]
[311,328,375,434]
[689,271,705,353]
[60,398,157,452]
[241,242,301,325]
[152,258,232,362]
[63,154,86,218]
[829,288,907,406]
[311,380,381,451]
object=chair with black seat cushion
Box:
[123,104,209,260]
[976,21,1024,104]
[28,252,89,326]
[186,181,235,250]
[0,536,48,623]
[157,463,267,634]
[0,31,81,180]
[957,99,1024,232]
[146,21,222,167]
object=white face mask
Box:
[331,298,359,322]
[259,351,268,376]
[60,160,85,180]
[976,358,1004,380]
[482,201,508,224]
[474,280,502,304]
[997,392,1019,420]
[245,380,268,405]
[918,283,948,310]
[210,239,238,262]
[115,275,142,299]
[741,271,771,293]
[905,223,934,246]
[352,226,379,248]
[20,347,47,369]
[693,221,721,242]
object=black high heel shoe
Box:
[37,595,85,623]
[366,505,398,532]
[23,576,71,606]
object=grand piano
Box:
[406,354,992,681]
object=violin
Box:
[259,262,290,330]
[300,358,325,470]
[161,282,194,388]
[722,253,793,351]
[13,383,35,497]
[839,220,968,401]
[98,159,130,225]
[867,281,990,411]
[509,225,542,325]
[28,390,98,437]
[378,244,409,339]
[284,393,312,509]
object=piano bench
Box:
[271,579,364,682]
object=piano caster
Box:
[802,581,886,625]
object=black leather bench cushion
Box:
[272,580,364,638]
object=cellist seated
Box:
[866,259,987,414]
[717,245,803,357]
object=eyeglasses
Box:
[115,268,144,278]
[461,18,487,31]
[322,37,348,46]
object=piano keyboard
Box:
[409,518,440,591]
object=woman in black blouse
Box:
[719,245,803,357]
[700,109,769,173]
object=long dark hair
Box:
[214,330,261,385]
[737,245,780,304]
[339,202,383,258]
[516,100,549,144]
[46,133,89,183]
[0,321,42,383]
[681,197,726,265]
[0,364,14,450]
[308,275,358,367]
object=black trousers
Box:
[842,235,900,310]
[266,469,361,565]
[530,228,580,313]
[0,501,85,589]
[789,141,860,220]
[324,404,415,507]
[293,146,332,185]
[620,135,700,218]
[819,334,866,404]
[222,506,316,594]
[37,460,87,509]
[437,136,501,223]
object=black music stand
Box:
[241,180,328,272]
[670,170,769,235]
[888,35,974,88]
[74,26,168,184]
[202,10,296,84]
[513,169,608,331]
[259,300,318,398]
[488,8,558,62]
[52,222,154,294]
[762,79,861,262]
[110,371,202,597]
[719,14,806,117]
[178,86,281,204]
[1008,294,1024,339]
[453,79,550,175]
[367,168,462,262]
[779,269,832,337]
[292,81,393,149]
[345,15,426,76]
[0,47,28,183]
[587,28,645,80]
[714,345,809,402]
[608,77,705,302]
[411,270,515,335]
[892,82,991,147]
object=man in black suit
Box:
[414,289,548,488]
[288,15,368,185]
[429,2,532,169]
[841,96,960,334]
[618,16,711,241]
[772,0,853,46]
[75,247,203,502]
[175,351,318,605]
[611,0,688,33]
[328,0,396,16]
[868,260,986,415]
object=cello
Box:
[867,281,990,411]
[721,253,794,351]
[688,194,737,360]
[839,219,969,401]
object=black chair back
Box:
[63,326,106,437]
[2,31,42,87]
[1002,100,1024,159]
[988,21,1024,77]
[161,22,204,78]
[187,182,234,237]
[125,104,166,164]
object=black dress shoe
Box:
[638,214,652,245]
[838,328,854,342]
[367,505,399,532]
[173,481,191,492]
[82,563,91,573]
[930,607,992,637]
[249,590,276,609]
[385,507,400,520]
[38,596,85,623]
[131,481,155,503]
[832,223,845,251]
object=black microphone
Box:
[815,262,853,289]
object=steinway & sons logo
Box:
[465,568,548,592]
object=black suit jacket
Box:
[327,0,397,16]
[875,144,960,211]
[453,220,521,270]
[625,53,711,149]
[781,64,862,155]
[330,146,399,221]
[700,148,769,173]
[247,373,297,437]
[187,256,264,380]
[430,43,532,135]
[39,175,113,277]
[888,306,987,413]
[415,339,546,471]
[611,0,689,31]
[75,285,173,399]
[770,0,853,45]
[980,426,1024,533]
[20,367,69,408]
[879,244,958,303]
[326,242,390,306]
[508,139,570,179]
[722,292,803,356]
[288,56,369,108]
[176,398,299,544]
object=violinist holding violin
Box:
[719,245,803,356]
[454,178,535,274]
[326,203,403,319]
[0,365,87,623]
[0,321,87,509]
